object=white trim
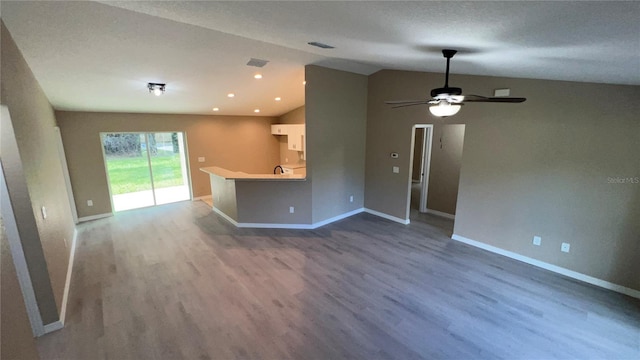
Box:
[213,207,367,229]
[211,206,239,226]
[426,208,455,220]
[309,208,364,229]
[59,227,77,324]
[78,213,112,222]
[406,125,434,218]
[236,208,366,229]
[238,222,313,229]
[54,127,78,224]
[364,208,410,225]
[0,107,46,337]
[451,234,640,299]
[43,321,64,334]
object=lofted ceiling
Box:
[2,1,639,116]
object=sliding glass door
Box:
[101,132,190,212]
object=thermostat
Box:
[390,152,399,158]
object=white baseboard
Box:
[309,208,364,229]
[43,320,64,334]
[78,213,112,222]
[426,208,455,220]
[364,208,410,225]
[451,234,640,299]
[59,227,77,324]
[213,207,367,229]
[237,222,314,229]
[211,206,410,229]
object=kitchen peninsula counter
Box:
[200,166,311,227]
[200,166,305,181]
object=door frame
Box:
[99,131,192,213]
[0,106,46,336]
[405,124,434,219]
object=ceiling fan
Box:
[386,49,526,117]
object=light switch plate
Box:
[198,157,205,163]
[87,200,93,207]
[561,242,570,253]
[41,206,47,219]
[392,166,400,173]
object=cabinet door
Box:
[271,124,289,135]
[287,127,302,151]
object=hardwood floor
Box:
[38,201,639,359]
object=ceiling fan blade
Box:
[463,94,526,103]
[390,102,431,109]
[385,100,429,104]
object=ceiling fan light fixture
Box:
[147,83,165,96]
[429,101,461,117]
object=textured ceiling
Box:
[2,1,639,116]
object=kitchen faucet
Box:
[273,165,284,174]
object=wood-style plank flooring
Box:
[38,201,640,359]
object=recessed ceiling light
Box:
[275,97,281,101]
[227,93,235,98]
[254,109,260,113]
[212,107,219,111]
[254,74,263,79]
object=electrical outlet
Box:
[349,195,354,203]
[289,206,295,214]
[87,200,93,207]
[561,242,570,253]
[533,236,541,246]
[198,157,205,163]
[392,166,400,174]
[41,206,47,219]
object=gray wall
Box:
[306,65,368,223]
[365,69,640,291]
[1,21,73,323]
[1,216,40,359]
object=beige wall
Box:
[276,106,306,166]
[365,69,640,290]
[1,21,72,324]
[1,217,40,360]
[56,111,280,218]
[427,124,465,215]
[306,65,368,223]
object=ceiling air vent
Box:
[246,58,269,68]
[308,41,335,49]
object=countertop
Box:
[200,166,306,181]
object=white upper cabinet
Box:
[272,124,305,153]
[271,124,289,135]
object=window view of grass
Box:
[106,152,184,195]
[104,132,185,195]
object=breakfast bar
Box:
[200,166,310,226]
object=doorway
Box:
[406,125,433,219]
[101,132,191,212]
